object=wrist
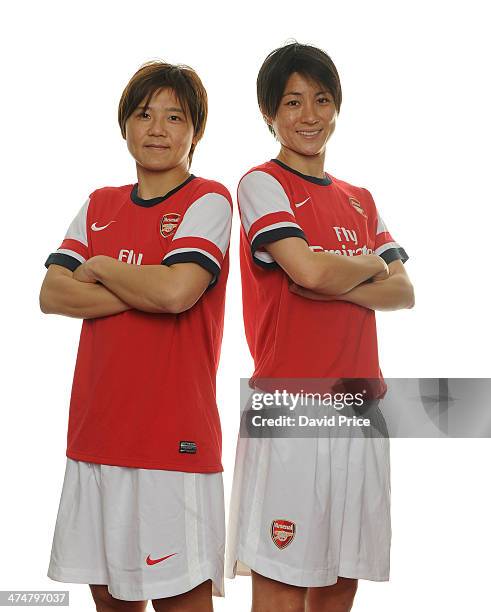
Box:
[373,254,386,271]
[88,255,111,282]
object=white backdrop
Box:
[1,0,490,610]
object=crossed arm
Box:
[39,255,213,319]
[40,235,413,319]
[265,237,414,311]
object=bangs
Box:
[118,61,208,164]
[257,43,342,135]
[130,68,195,119]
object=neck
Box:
[135,162,191,200]
[276,147,326,179]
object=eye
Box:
[169,115,182,121]
[317,97,332,104]
[137,111,150,119]
[286,99,300,107]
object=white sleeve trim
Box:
[172,192,231,255]
[55,248,86,264]
[163,247,220,269]
[65,198,90,246]
[375,241,402,256]
[239,171,294,234]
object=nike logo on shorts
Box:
[146,553,177,566]
[91,221,116,231]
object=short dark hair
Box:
[257,42,342,136]
[118,60,208,165]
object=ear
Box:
[262,113,273,127]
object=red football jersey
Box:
[238,159,408,394]
[45,175,232,472]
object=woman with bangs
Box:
[40,61,232,611]
[226,42,414,612]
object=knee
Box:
[151,580,213,611]
[254,597,304,612]
[151,598,172,612]
[90,585,115,611]
[337,577,358,597]
[332,578,358,610]
[284,604,305,612]
[306,578,358,612]
[251,571,306,612]
[255,605,303,612]
[90,585,147,612]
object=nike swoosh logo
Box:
[294,197,311,208]
[146,553,177,566]
[91,221,116,231]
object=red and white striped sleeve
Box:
[44,197,90,271]
[375,213,409,264]
[238,170,307,268]
[374,211,409,264]
[363,188,409,265]
[161,188,232,287]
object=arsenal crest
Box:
[271,519,296,549]
[160,213,181,238]
[349,196,368,219]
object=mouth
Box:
[296,129,322,138]
[145,144,170,150]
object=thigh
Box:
[306,578,358,612]
[251,570,306,612]
[100,468,225,600]
[228,433,390,589]
[89,585,147,611]
[150,580,212,612]
[48,460,109,585]
[228,435,354,586]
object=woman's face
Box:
[269,72,337,158]
[125,87,196,173]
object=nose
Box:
[147,115,168,137]
[300,100,320,125]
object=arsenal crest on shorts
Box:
[271,519,296,549]
[348,196,368,219]
[160,213,181,238]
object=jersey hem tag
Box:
[179,441,197,454]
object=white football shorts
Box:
[225,412,391,587]
[48,458,225,601]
